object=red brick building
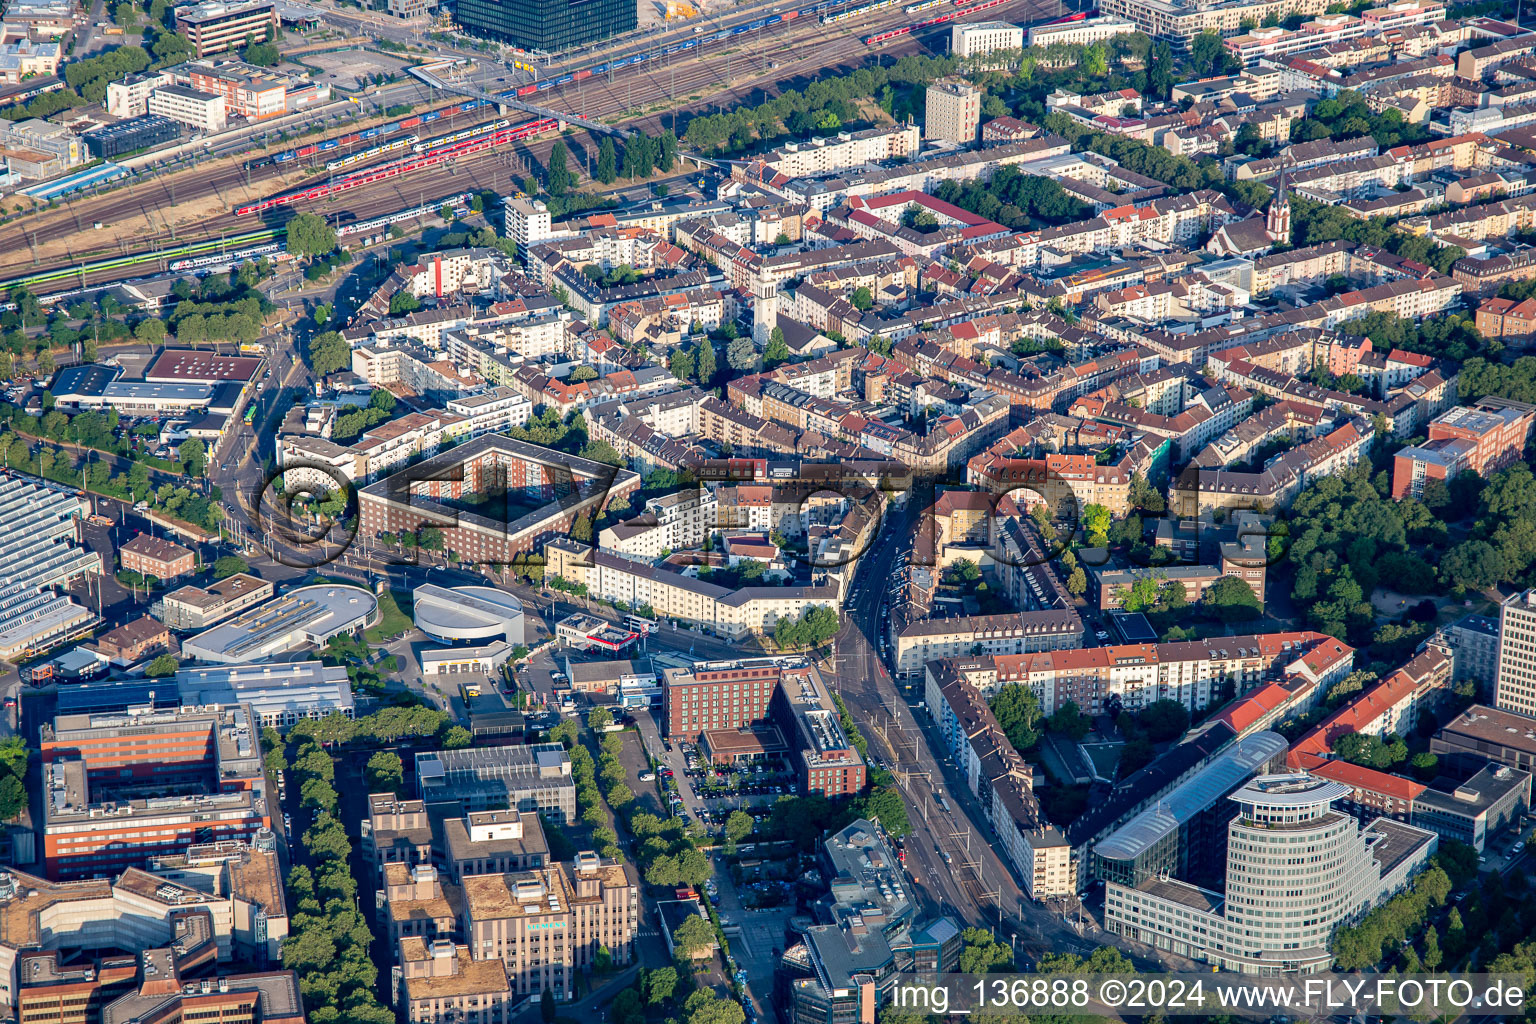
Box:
[1392,396,1536,498]
[118,534,196,581]
[662,659,865,797]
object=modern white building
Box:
[445,387,533,439]
[147,83,227,131]
[598,488,719,562]
[503,196,555,249]
[951,20,1024,58]
[413,584,525,645]
[1495,589,1536,719]
[1105,774,1438,974]
[1026,13,1137,46]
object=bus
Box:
[243,405,257,425]
[625,614,657,635]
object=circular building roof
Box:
[412,583,525,644]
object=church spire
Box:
[1267,158,1292,244]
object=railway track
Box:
[5,0,1055,287]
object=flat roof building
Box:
[175,661,355,731]
[1433,704,1536,772]
[118,534,196,582]
[172,0,276,56]
[154,573,274,631]
[1093,730,1289,886]
[415,744,576,821]
[0,476,102,660]
[181,584,376,663]
[81,115,180,159]
[1104,773,1437,974]
[39,704,268,879]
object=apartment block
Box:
[925,78,982,145]
[399,938,514,1024]
[950,20,1023,58]
[459,854,638,998]
[1496,589,1536,718]
[147,83,226,131]
[923,660,1074,899]
[1298,756,1529,852]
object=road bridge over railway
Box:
[406,62,720,167]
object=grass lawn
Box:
[366,588,413,643]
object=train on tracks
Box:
[248,98,497,169]
[335,193,475,238]
[234,117,559,216]
[168,241,283,274]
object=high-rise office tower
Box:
[454,0,637,53]
[1495,589,1536,718]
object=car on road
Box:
[1514,841,1526,855]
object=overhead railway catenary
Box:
[234,118,559,216]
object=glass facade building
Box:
[454,0,636,52]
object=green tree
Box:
[366,751,404,792]
[851,286,873,311]
[389,291,421,315]
[134,318,167,343]
[441,725,472,749]
[1049,700,1090,741]
[541,990,556,1023]
[990,684,1041,751]
[144,653,179,677]
[764,327,790,369]
[212,555,248,579]
[671,912,715,959]
[726,337,756,371]
[957,928,1014,973]
[596,138,617,184]
[286,213,337,259]
[1067,566,1086,596]
[1203,575,1262,621]
[669,347,694,381]
[695,338,716,386]
[308,331,350,376]
[0,738,29,821]
[647,966,678,1004]
[589,707,614,731]
[725,809,754,845]
[1082,504,1112,547]
[548,140,572,195]
[178,438,206,476]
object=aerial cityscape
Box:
[0,0,1535,1016]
